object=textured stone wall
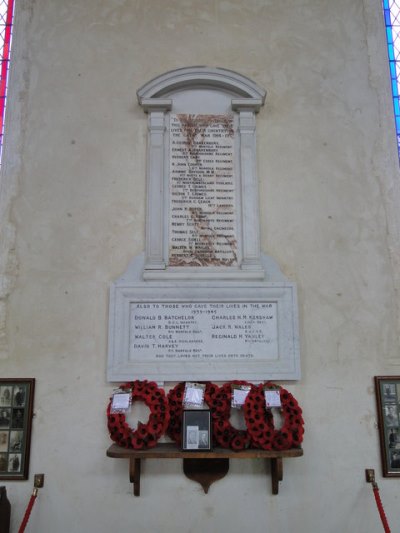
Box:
[1,0,400,531]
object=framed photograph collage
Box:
[375,376,400,477]
[0,378,35,480]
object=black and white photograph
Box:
[198,430,209,449]
[0,409,11,428]
[182,409,211,451]
[0,454,7,472]
[0,431,8,452]
[390,449,400,469]
[375,376,400,477]
[9,431,23,452]
[13,386,26,407]
[0,379,35,480]
[186,426,199,449]
[384,404,398,427]
[383,383,397,401]
[0,387,12,407]
[388,427,399,448]
[11,408,24,429]
[8,453,21,473]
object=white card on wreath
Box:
[233,388,250,407]
[112,393,131,410]
[264,390,281,408]
[184,387,204,406]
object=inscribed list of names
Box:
[169,114,238,267]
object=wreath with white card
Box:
[243,382,304,450]
[208,381,253,451]
[107,380,170,449]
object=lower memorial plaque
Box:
[130,302,278,362]
[108,271,300,382]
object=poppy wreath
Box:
[107,380,170,449]
[244,382,304,450]
[167,382,219,445]
[208,381,253,451]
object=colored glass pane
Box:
[383,0,400,158]
[0,0,14,163]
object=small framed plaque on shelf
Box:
[182,410,212,451]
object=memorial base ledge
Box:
[143,269,265,281]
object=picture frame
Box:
[0,378,35,480]
[374,376,400,477]
[182,409,212,451]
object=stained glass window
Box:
[383,0,400,158]
[0,0,14,162]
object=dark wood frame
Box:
[0,378,35,480]
[182,409,212,451]
[375,376,400,477]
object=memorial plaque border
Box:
[107,280,300,382]
[107,69,301,383]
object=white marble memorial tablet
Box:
[107,255,300,382]
[130,302,277,361]
[107,69,301,383]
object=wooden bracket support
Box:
[183,458,229,494]
[107,443,302,497]
[270,457,283,495]
[129,458,141,496]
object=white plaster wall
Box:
[1,0,400,531]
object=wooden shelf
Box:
[107,443,303,496]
